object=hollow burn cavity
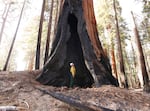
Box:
[65,13,94,87]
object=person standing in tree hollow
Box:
[69,62,76,87]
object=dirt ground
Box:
[0,71,150,111]
[0,71,80,111]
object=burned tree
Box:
[36,0,118,87]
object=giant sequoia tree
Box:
[36,0,118,87]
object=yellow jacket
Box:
[70,65,76,78]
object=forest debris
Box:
[0,106,17,111]
[21,100,30,109]
[0,100,30,111]
[0,105,29,111]
[34,85,150,111]
[36,87,113,111]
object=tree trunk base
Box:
[144,82,150,93]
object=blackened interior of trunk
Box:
[64,13,94,87]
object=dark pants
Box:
[69,73,74,88]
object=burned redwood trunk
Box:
[36,0,118,87]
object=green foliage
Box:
[94,0,135,87]
[140,1,150,76]
[141,1,150,42]
[94,0,129,49]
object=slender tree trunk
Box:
[144,19,150,39]
[0,3,11,45]
[27,51,35,70]
[113,0,128,88]
[44,0,54,64]
[111,45,118,79]
[53,0,59,35]
[131,11,150,92]
[35,0,46,69]
[106,27,118,80]
[143,47,150,78]
[130,40,140,88]
[3,0,26,71]
[131,40,137,70]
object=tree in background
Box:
[141,0,150,76]
[0,0,38,70]
[35,0,46,69]
[0,1,13,45]
[113,0,128,88]
[16,0,59,70]
[44,0,54,64]
[131,11,150,92]
[36,0,60,69]
[3,0,26,71]
[94,0,129,88]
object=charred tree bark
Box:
[35,0,45,69]
[131,11,150,92]
[36,0,118,88]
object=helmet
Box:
[70,62,74,66]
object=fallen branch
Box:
[36,87,112,111]
[0,105,29,111]
[0,106,17,111]
[35,85,150,111]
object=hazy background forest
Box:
[0,0,149,88]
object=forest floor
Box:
[0,70,150,111]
